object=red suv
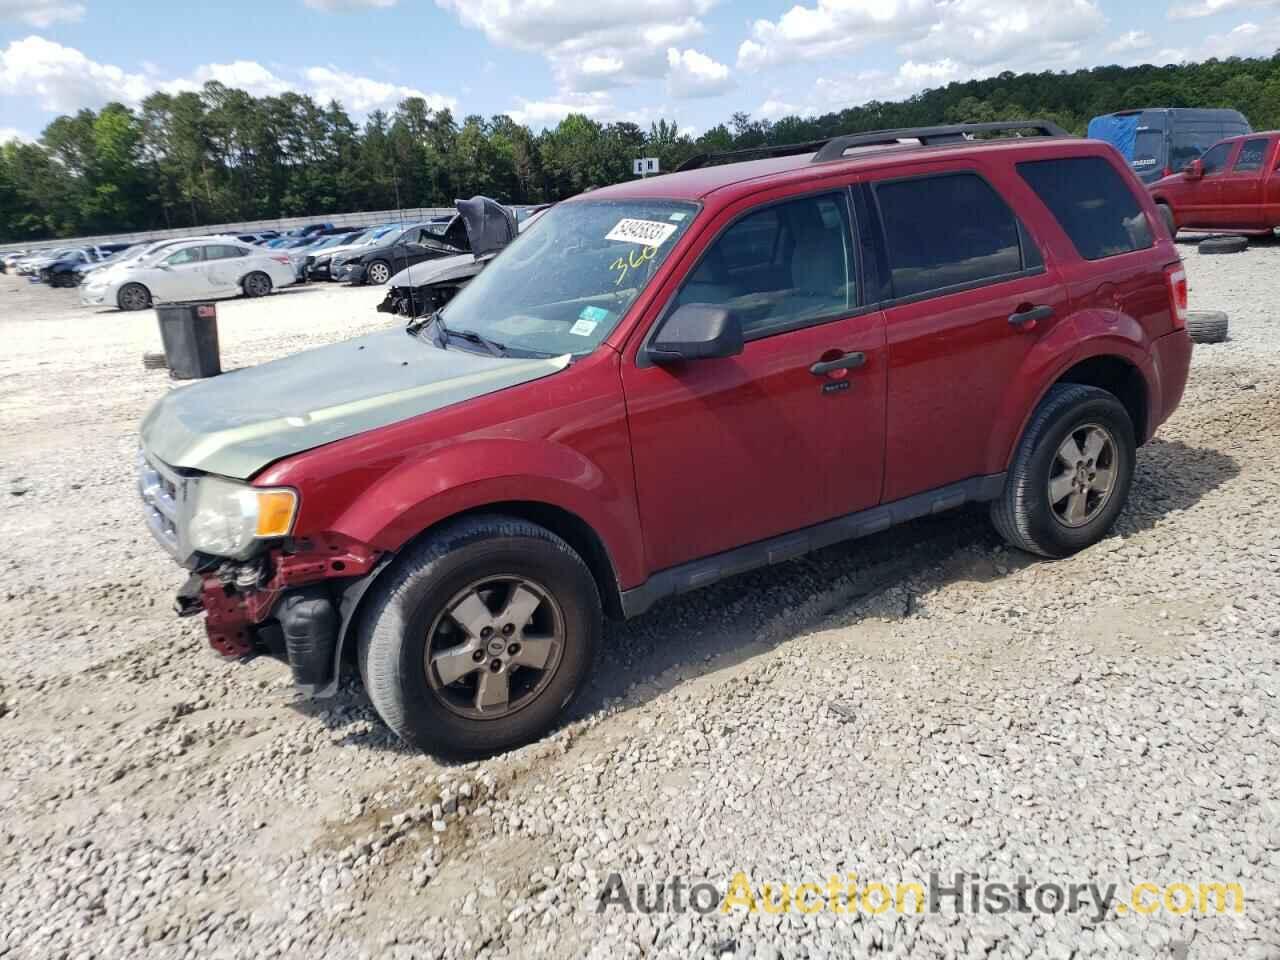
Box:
[138,121,1192,756]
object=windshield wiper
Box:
[447,327,508,357]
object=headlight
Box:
[188,476,297,559]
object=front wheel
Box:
[357,515,602,758]
[242,271,273,297]
[117,283,152,311]
[991,384,1136,558]
[365,260,392,285]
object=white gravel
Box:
[0,242,1278,960]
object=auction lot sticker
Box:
[606,218,678,247]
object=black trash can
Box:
[156,302,221,379]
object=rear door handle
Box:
[810,352,866,376]
[1009,304,1054,327]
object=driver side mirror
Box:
[1183,159,1205,180]
[649,304,744,362]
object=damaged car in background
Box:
[332,215,471,285]
[378,198,548,319]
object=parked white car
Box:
[81,239,298,311]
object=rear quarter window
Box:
[1017,156,1154,261]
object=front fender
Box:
[330,436,645,589]
[984,309,1155,473]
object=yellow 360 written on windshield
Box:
[610,245,658,286]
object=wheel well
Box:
[1054,356,1148,442]
[400,501,624,619]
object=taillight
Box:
[270,255,291,265]
[1163,166,1172,177]
[1165,264,1187,329]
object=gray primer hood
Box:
[141,327,569,479]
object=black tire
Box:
[1157,203,1176,239]
[1199,235,1247,255]
[357,515,602,758]
[365,260,392,285]
[117,283,151,311]
[242,271,273,298]
[991,384,1136,559]
[1186,310,1228,344]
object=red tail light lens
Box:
[270,255,292,265]
[1165,264,1187,329]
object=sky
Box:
[1,0,1279,145]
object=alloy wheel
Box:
[368,262,390,284]
[424,576,565,720]
[1047,423,1117,528]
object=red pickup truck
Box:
[1151,132,1280,235]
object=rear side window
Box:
[1018,157,1154,261]
[1234,138,1268,172]
[670,192,856,338]
[204,244,248,260]
[873,173,1027,299]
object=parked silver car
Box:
[80,239,298,311]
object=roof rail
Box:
[675,120,1070,172]
[676,139,831,172]
[810,120,1070,163]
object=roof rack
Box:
[675,120,1070,172]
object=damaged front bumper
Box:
[174,532,385,696]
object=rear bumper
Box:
[1150,328,1193,437]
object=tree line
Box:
[4,54,1280,241]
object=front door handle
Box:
[1009,304,1054,328]
[810,352,866,376]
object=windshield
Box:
[435,198,698,357]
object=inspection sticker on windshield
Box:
[606,218,678,247]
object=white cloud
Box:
[1199,19,1280,56]
[757,97,817,121]
[0,0,85,27]
[0,126,32,143]
[508,93,610,126]
[738,0,1106,74]
[303,65,456,112]
[665,47,733,98]
[162,61,292,98]
[1170,0,1278,19]
[812,58,966,110]
[434,0,716,93]
[0,36,149,112]
[0,37,457,120]
[1106,30,1154,54]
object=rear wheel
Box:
[117,283,151,311]
[365,260,392,285]
[242,271,273,297]
[991,384,1135,558]
[357,515,601,758]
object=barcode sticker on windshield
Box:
[606,218,678,248]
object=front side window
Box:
[163,247,202,267]
[874,172,1025,299]
[435,198,698,357]
[1234,138,1268,172]
[1198,142,1232,175]
[668,192,856,338]
[1018,156,1154,261]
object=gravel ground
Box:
[0,243,1277,960]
